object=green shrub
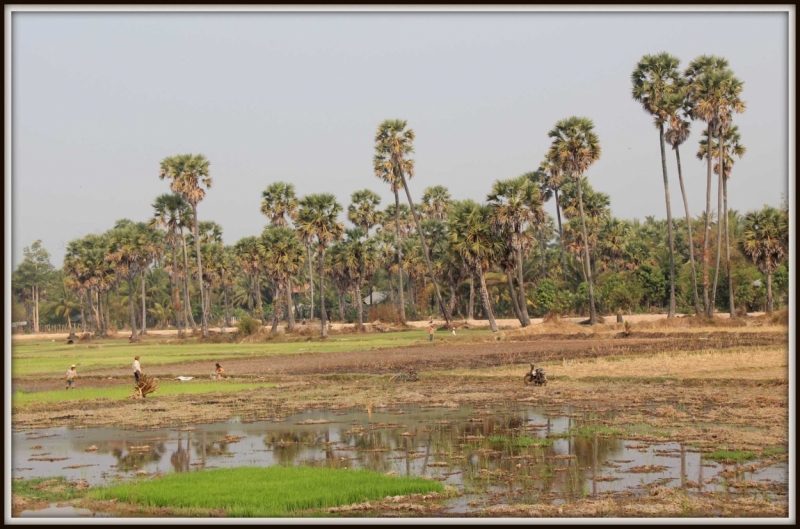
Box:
[236,315,263,336]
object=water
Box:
[13,404,787,514]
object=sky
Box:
[10,9,790,269]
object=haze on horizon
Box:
[10,10,789,268]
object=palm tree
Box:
[684,55,729,316]
[373,119,451,324]
[547,117,602,324]
[699,124,746,317]
[537,154,569,281]
[260,226,305,333]
[233,236,267,324]
[42,277,80,333]
[159,153,213,337]
[664,87,702,315]
[448,200,503,332]
[295,193,344,338]
[420,185,452,221]
[106,224,149,340]
[328,228,378,331]
[64,234,115,336]
[347,189,383,308]
[487,174,545,327]
[740,207,787,313]
[137,222,165,335]
[149,193,190,337]
[261,181,299,226]
[631,52,683,318]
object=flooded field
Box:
[13,404,787,514]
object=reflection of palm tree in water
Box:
[111,442,167,471]
[170,435,191,473]
[264,430,317,465]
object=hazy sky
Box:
[11,10,789,269]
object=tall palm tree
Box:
[631,52,683,318]
[347,189,383,234]
[699,124,746,317]
[234,236,267,324]
[537,154,569,281]
[64,234,115,337]
[420,185,452,221]
[684,55,729,316]
[261,181,299,226]
[373,119,451,324]
[448,200,503,332]
[295,193,344,338]
[260,226,305,333]
[547,117,602,324]
[664,88,702,315]
[149,193,191,337]
[42,278,80,333]
[137,222,165,335]
[159,153,213,337]
[329,228,378,331]
[487,174,545,327]
[740,207,787,313]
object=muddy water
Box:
[13,404,787,513]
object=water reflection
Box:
[13,405,788,513]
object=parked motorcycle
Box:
[523,363,547,386]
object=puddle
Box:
[12,404,787,514]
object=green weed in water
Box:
[702,449,757,463]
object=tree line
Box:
[12,53,789,338]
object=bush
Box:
[368,304,402,324]
[236,315,263,336]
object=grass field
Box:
[12,380,276,406]
[11,330,488,377]
[90,466,444,517]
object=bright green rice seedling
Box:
[90,466,444,517]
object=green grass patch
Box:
[569,425,623,438]
[487,434,553,448]
[702,449,757,463]
[12,330,489,377]
[761,446,787,458]
[13,380,275,406]
[90,466,443,517]
[13,477,89,503]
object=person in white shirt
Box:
[65,365,78,390]
[133,356,142,385]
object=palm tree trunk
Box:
[270,280,281,334]
[477,268,498,333]
[394,189,406,323]
[355,282,364,332]
[766,272,773,313]
[675,146,702,316]
[171,243,183,337]
[576,176,597,324]
[34,285,40,333]
[337,287,345,322]
[141,270,148,335]
[710,134,724,318]
[224,286,231,327]
[255,273,265,325]
[79,292,86,333]
[723,175,735,318]
[86,288,98,333]
[306,244,315,320]
[659,124,677,318]
[398,173,452,324]
[105,290,111,333]
[191,204,208,337]
[702,123,714,317]
[97,289,107,337]
[180,227,196,331]
[319,246,328,338]
[506,271,524,323]
[285,277,295,332]
[468,274,475,320]
[539,228,547,277]
[554,190,568,282]
[128,277,138,340]
[516,246,531,326]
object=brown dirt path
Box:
[14,331,785,393]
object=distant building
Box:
[363,291,390,306]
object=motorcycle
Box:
[523,363,547,386]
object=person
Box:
[451,326,456,336]
[214,363,225,380]
[133,356,142,385]
[429,324,435,342]
[65,364,77,390]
